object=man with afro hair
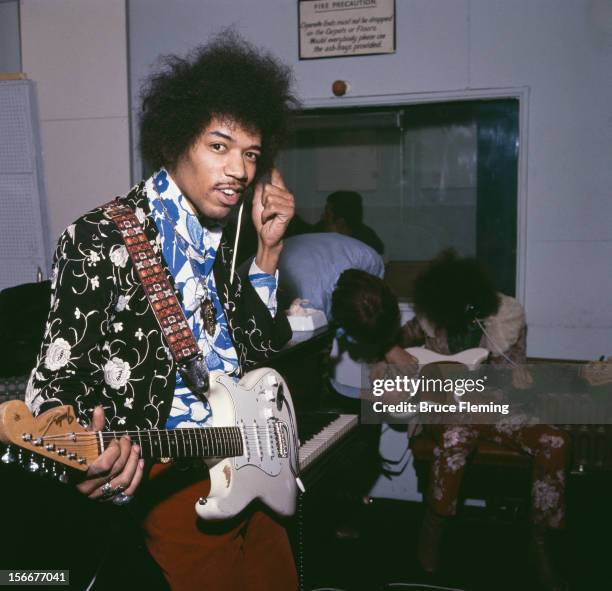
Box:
[26,32,299,590]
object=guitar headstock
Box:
[0,400,97,478]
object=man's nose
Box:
[224,152,248,181]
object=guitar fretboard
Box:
[101,427,244,460]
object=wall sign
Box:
[299,0,395,60]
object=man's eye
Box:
[211,143,225,152]
[245,152,259,161]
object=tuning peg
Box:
[58,469,69,484]
[27,457,40,473]
[1,445,16,464]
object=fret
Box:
[165,430,174,456]
[196,429,205,457]
[227,427,233,456]
[235,427,242,456]
[182,429,189,458]
[194,427,201,457]
[204,427,211,458]
[222,428,228,457]
[229,428,235,457]
[207,427,214,457]
[145,431,154,457]
[192,428,199,457]
[155,429,164,458]
[186,428,194,457]
[173,429,179,458]
[187,428,194,457]
[180,428,187,458]
[213,427,219,457]
[219,427,227,456]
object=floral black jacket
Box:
[25,183,291,430]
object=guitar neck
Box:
[101,426,244,460]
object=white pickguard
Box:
[197,368,300,521]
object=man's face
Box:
[169,117,262,220]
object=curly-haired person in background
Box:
[26,32,299,590]
[331,252,569,591]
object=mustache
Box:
[214,182,246,192]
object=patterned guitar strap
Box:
[102,200,210,397]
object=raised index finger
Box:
[270,167,287,190]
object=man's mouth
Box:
[216,186,243,206]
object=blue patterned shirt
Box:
[146,168,278,428]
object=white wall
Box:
[20,0,130,244]
[127,0,612,360]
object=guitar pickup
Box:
[273,420,289,458]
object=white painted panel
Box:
[525,240,612,358]
[20,0,128,120]
[470,0,612,243]
[528,326,612,361]
[41,117,130,243]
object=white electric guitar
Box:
[378,347,490,420]
[406,346,490,370]
[0,368,301,521]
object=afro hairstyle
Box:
[139,30,298,178]
[413,249,500,335]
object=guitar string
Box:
[37,426,271,441]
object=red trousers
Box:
[141,463,298,591]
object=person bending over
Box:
[331,253,569,591]
[26,33,299,591]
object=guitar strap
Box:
[102,200,210,397]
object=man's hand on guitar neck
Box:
[76,405,145,502]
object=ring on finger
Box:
[113,484,126,495]
[111,492,133,507]
[100,481,114,499]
